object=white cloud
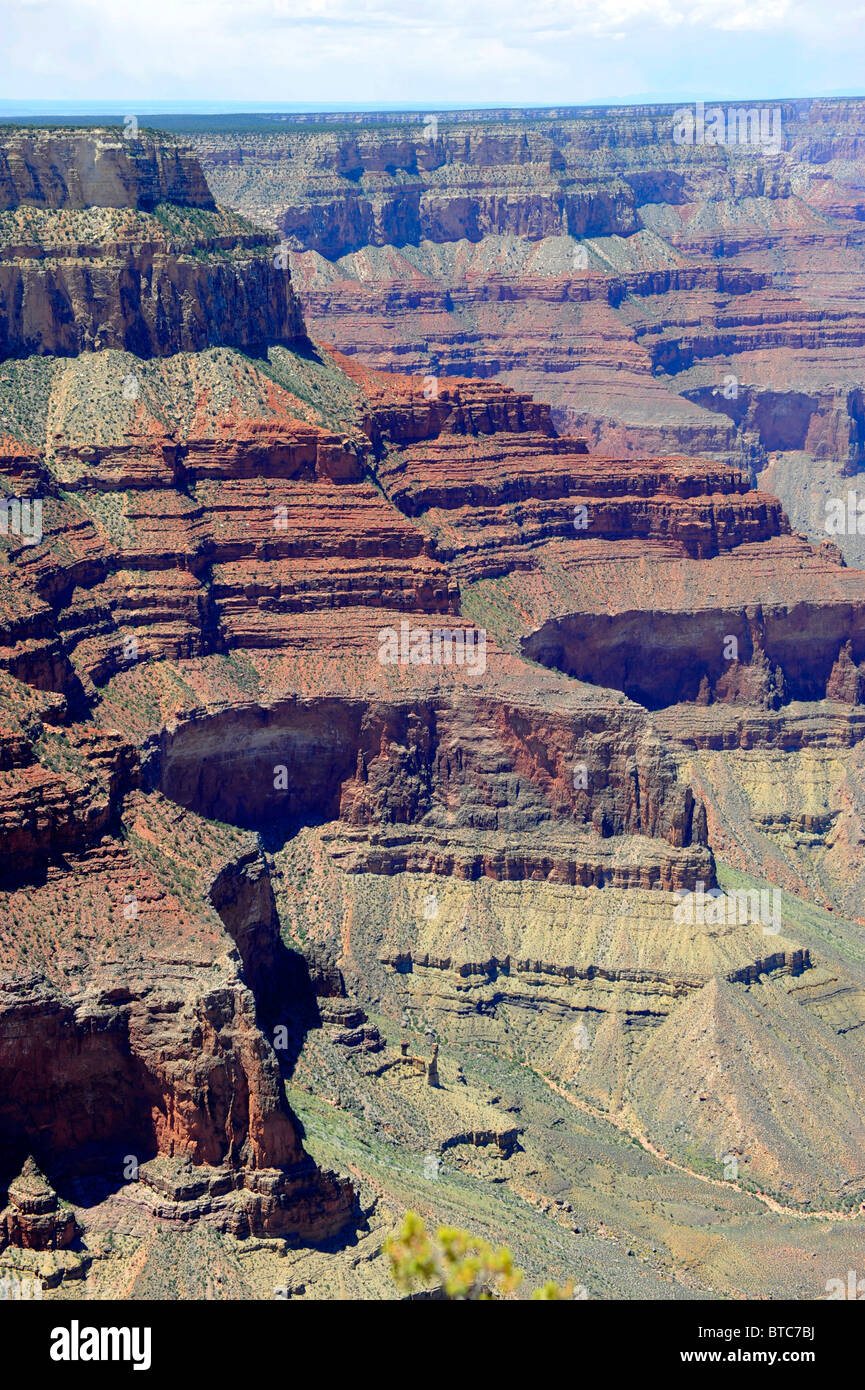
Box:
[2,0,864,104]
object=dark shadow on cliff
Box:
[241,334,325,365]
[264,945,324,1081]
[207,824,345,1080]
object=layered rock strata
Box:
[0,129,303,358]
[4,126,865,1252]
[193,100,865,548]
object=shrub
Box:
[384,1211,576,1300]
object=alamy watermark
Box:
[423,1153,441,1180]
[718,1148,748,1180]
[672,102,783,151]
[0,1272,42,1300]
[825,490,865,535]
[713,372,739,401]
[50,1323,151,1371]
[674,881,781,935]
[0,496,42,546]
[826,1270,865,1299]
[378,621,486,675]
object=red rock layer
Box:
[199,100,865,481]
[6,118,865,1253]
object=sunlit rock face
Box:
[197,101,865,531]
[0,128,305,359]
[4,124,865,1293]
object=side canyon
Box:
[2,120,865,1300]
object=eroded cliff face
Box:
[199,125,640,256]
[194,100,865,539]
[0,654,356,1240]
[4,127,865,1292]
[0,250,304,359]
[0,132,355,1259]
[6,325,865,1221]
[273,836,865,1208]
[0,130,215,211]
[0,129,304,358]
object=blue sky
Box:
[3,0,864,108]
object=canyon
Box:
[191,99,865,568]
[1,121,865,1300]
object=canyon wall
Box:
[192,100,865,547]
[0,129,304,358]
[4,125,865,1287]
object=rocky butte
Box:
[1,124,865,1299]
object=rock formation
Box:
[0,128,304,359]
[3,124,865,1297]
[193,99,865,565]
